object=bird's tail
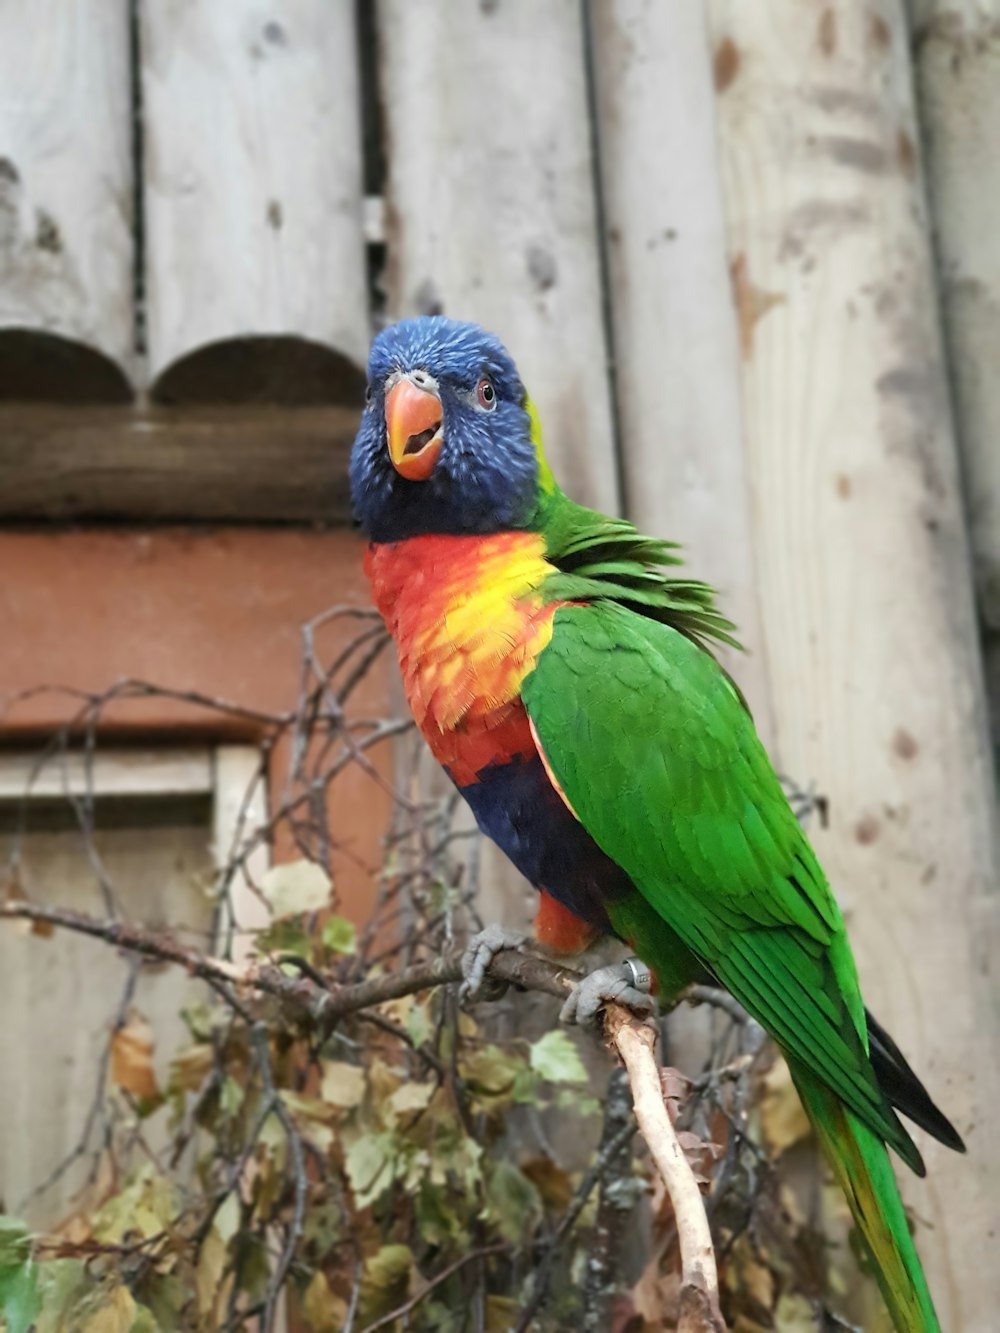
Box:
[788,1059,940,1333]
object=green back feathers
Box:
[535,488,741,656]
[524,396,738,656]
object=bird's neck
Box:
[364,531,558,741]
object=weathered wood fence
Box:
[1,1,999,1325]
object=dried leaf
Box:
[111,1011,159,1102]
[659,1068,692,1122]
[675,1129,725,1188]
[459,1045,528,1110]
[168,1042,214,1093]
[773,1292,817,1331]
[359,1243,414,1323]
[281,1090,336,1125]
[78,1283,137,1333]
[632,1259,681,1327]
[196,1228,227,1318]
[302,1270,349,1332]
[529,1030,588,1085]
[387,1082,435,1118]
[261,858,332,920]
[521,1156,574,1212]
[320,1059,365,1109]
[485,1295,519,1331]
[759,1056,811,1155]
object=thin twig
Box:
[359,1243,508,1333]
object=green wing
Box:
[522,599,921,1171]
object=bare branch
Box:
[605,1005,726,1333]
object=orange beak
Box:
[385,377,443,481]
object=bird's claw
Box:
[459,924,529,1002]
[559,957,657,1028]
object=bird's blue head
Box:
[350,317,546,542]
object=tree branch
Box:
[0,899,580,1025]
[604,1006,726,1333]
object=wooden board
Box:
[590,0,775,742]
[0,779,216,1225]
[0,0,134,399]
[0,405,357,522]
[140,1,369,402]
[377,0,618,513]
[912,1,1000,752]
[0,748,213,801]
[913,1,1000,632]
[705,1,1000,1323]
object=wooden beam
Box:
[140,1,369,401]
[705,1,1000,1325]
[0,748,214,802]
[0,1,134,399]
[0,405,358,523]
[912,1,1000,740]
[590,0,775,743]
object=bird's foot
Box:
[459,924,530,1002]
[559,957,657,1028]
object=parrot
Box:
[349,315,964,1332]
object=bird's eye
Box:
[477,378,496,410]
[365,383,373,405]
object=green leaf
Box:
[93,1167,178,1245]
[321,915,356,954]
[0,1253,40,1333]
[219,1075,243,1118]
[529,1030,589,1085]
[34,1260,90,1333]
[0,1219,32,1270]
[344,1131,397,1208]
[261,859,331,920]
[483,1160,542,1243]
[405,1000,432,1049]
[255,918,312,956]
[414,1183,462,1246]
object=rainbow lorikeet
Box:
[350,316,963,1332]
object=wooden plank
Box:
[0,748,213,802]
[912,1,1000,738]
[213,745,270,967]
[590,0,775,741]
[0,405,357,522]
[377,0,618,512]
[0,793,216,1225]
[0,0,133,399]
[140,1,369,402]
[704,1,1000,1324]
